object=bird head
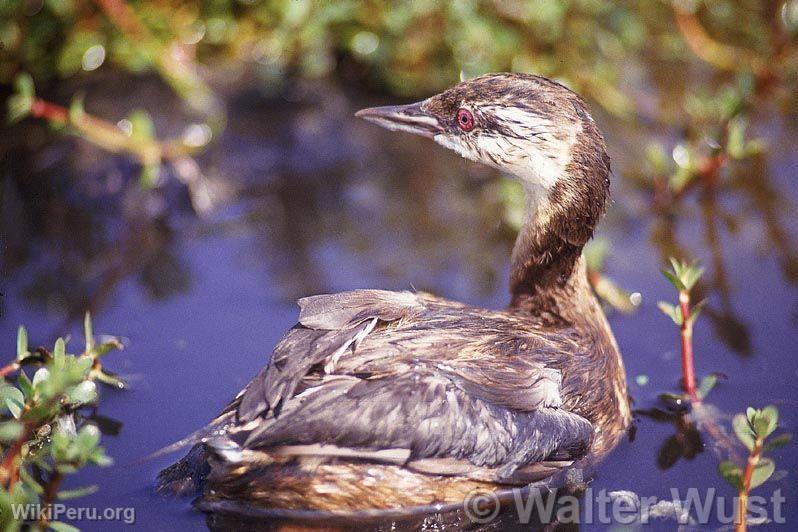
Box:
[356,73,610,247]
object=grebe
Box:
[158,72,631,513]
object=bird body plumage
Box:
[157,73,631,513]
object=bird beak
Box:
[355,102,444,139]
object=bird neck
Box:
[506,112,611,325]
[508,168,606,326]
[509,204,588,326]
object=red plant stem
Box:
[0,361,19,378]
[30,99,68,123]
[38,470,63,527]
[0,429,27,488]
[679,290,698,401]
[94,0,149,40]
[736,437,764,532]
[29,97,187,161]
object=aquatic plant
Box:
[658,258,716,402]
[0,314,125,530]
[641,79,765,206]
[7,73,216,212]
[718,406,791,532]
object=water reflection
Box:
[637,408,704,470]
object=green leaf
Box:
[89,448,113,467]
[764,433,792,451]
[15,73,35,99]
[139,162,162,188]
[687,298,707,326]
[95,369,127,389]
[759,405,779,438]
[8,74,35,123]
[17,370,33,398]
[92,339,123,358]
[719,460,743,490]
[75,356,93,375]
[697,373,717,400]
[682,265,704,291]
[56,464,79,474]
[645,142,669,174]
[84,311,94,353]
[68,93,85,123]
[16,326,28,361]
[746,407,757,426]
[66,380,98,406]
[128,109,155,142]
[727,116,747,159]
[661,268,684,291]
[748,406,778,439]
[733,413,755,451]
[53,338,66,369]
[657,301,683,325]
[19,466,45,494]
[58,484,99,500]
[32,367,50,388]
[1,385,25,418]
[49,521,80,532]
[750,458,775,489]
[77,424,101,449]
[583,239,608,272]
[0,420,24,442]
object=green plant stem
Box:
[736,436,764,532]
[29,98,190,165]
[679,290,699,401]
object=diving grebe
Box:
[158,73,631,512]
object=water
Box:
[1,76,796,530]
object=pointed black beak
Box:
[355,102,444,139]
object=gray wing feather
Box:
[298,289,424,329]
[238,290,426,423]
[241,371,593,480]
[233,289,593,481]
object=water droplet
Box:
[182,123,212,148]
[82,44,106,71]
[672,144,690,168]
[116,119,133,136]
[351,31,379,56]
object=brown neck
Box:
[508,137,610,324]
[509,211,589,326]
[505,104,611,326]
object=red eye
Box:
[456,108,475,132]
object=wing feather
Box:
[231,289,593,483]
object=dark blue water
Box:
[1,79,796,530]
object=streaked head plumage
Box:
[357,72,611,248]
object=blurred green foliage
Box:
[2,0,796,114]
[2,0,796,226]
[0,315,124,531]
